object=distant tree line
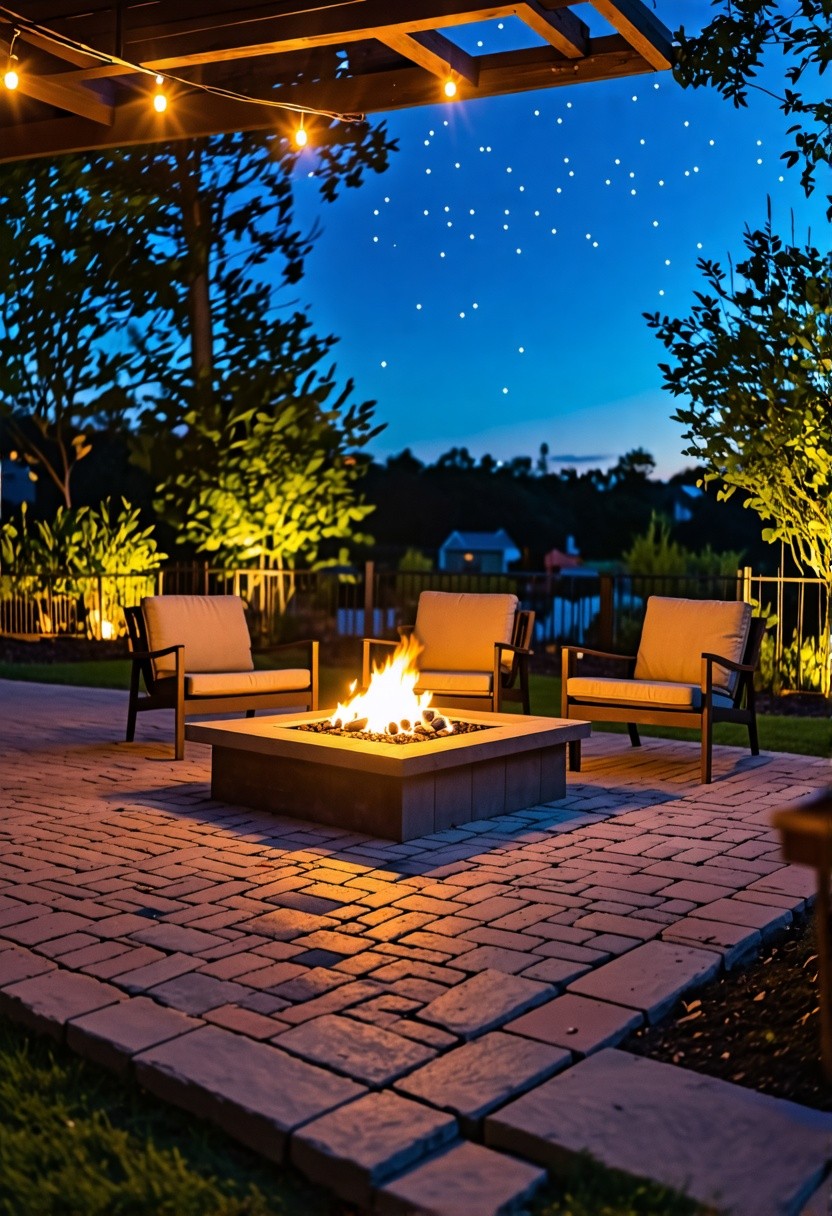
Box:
[361,445,772,570]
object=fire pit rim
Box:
[186,707,591,778]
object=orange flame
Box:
[333,634,433,735]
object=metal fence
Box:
[1,560,829,694]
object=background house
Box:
[437,529,521,573]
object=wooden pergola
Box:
[0,1,674,162]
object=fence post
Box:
[740,565,753,604]
[364,560,375,634]
[598,574,614,650]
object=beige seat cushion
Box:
[634,597,751,697]
[415,591,518,673]
[567,676,734,712]
[142,595,254,679]
[415,670,493,695]
[185,669,310,697]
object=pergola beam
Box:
[375,29,479,86]
[589,0,674,69]
[518,1,588,60]
[0,37,658,164]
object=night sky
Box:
[290,5,827,479]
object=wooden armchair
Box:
[125,595,318,760]
[363,590,535,714]
[561,596,764,783]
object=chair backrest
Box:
[634,596,751,697]
[125,605,156,692]
[141,595,254,679]
[734,615,766,707]
[502,608,535,687]
[414,591,518,672]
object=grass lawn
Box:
[1,659,828,757]
[0,1012,698,1216]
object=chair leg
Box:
[748,690,760,756]
[174,660,185,761]
[568,740,581,772]
[519,661,531,715]
[627,723,641,748]
[701,707,713,784]
[126,663,140,743]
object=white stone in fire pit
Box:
[186,709,590,842]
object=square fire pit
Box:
[186,709,590,841]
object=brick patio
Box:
[1,678,829,1214]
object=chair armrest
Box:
[129,643,183,662]
[701,652,756,674]
[496,641,533,657]
[363,637,400,649]
[701,650,757,702]
[561,645,636,664]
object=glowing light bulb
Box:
[153,75,167,113]
[293,119,308,148]
[443,78,457,99]
[4,58,18,90]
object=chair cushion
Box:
[415,670,493,695]
[567,676,734,712]
[143,595,254,679]
[633,597,751,698]
[415,591,518,673]
[185,669,310,697]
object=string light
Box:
[0,14,359,131]
[443,78,458,99]
[3,26,18,90]
[293,113,308,148]
[152,74,167,113]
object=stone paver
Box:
[0,943,56,986]
[486,1049,832,1216]
[2,680,830,1214]
[67,995,204,1074]
[504,993,642,1055]
[567,939,721,1023]
[135,1024,365,1161]
[396,1030,570,1134]
[418,969,553,1039]
[0,969,123,1040]
[292,1090,457,1208]
[376,1140,547,1216]
[275,1013,436,1085]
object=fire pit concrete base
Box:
[186,710,591,842]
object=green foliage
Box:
[0,1015,326,1216]
[646,218,832,690]
[624,514,743,578]
[112,133,390,586]
[398,548,434,572]
[0,158,157,507]
[674,0,832,217]
[0,500,164,637]
[759,630,828,695]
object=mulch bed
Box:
[625,914,832,1111]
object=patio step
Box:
[485,1048,832,1216]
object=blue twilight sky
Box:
[288,5,828,479]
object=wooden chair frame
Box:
[125,605,319,760]
[362,608,535,714]
[561,616,765,784]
